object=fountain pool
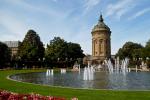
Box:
[9,71,150,90]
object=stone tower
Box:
[91,14,111,62]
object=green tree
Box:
[0,42,11,68]
[145,39,150,48]
[116,42,143,59]
[45,37,84,67]
[18,30,45,67]
[143,39,150,67]
[141,39,150,59]
[67,42,84,59]
[45,37,67,61]
[132,49,142,59]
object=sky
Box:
[0,0,150,55]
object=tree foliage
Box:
[116,42,143,59]
[0,42,11,68]
[45,37,67,61]
[45,37,84,62]
[145,39,150,48]
[67,42,85,59]
[141,39,150,58]
[18,30,45,62]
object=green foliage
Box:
[67,42,84,59]
[145,39,150,48]
[116,40,150,67]
[18,30,44,62]
[0,42,11,68]
[142,39,150,58]
[45,37,67,61]
[116,42,143,59]
[45,37,84,63]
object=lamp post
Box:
[70,58,72,61]
[65,57,68,67]
[146,57,149,67]
[133,57,135,61]
[146,57,149,60]
[43,57,45,68]
[57,58,60,62]
[135,57,139,68]
[57,58,60,68]
[38,58,41,68]
[17,56,21,69]
[65,57,68,61]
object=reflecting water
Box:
[9,71,150,90]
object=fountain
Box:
[46,69,54,76]
[104,57,129,74]
[136,65,138,72]
[61,69,66,74]
[83,62,95,80]
[11,57,150,90]
[83,57,130,81]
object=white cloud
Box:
[5,0,69,19]
[105,0,135,19]
[0,10,26,36]
[83,0,101,14]
[84,0,101,9]
[0,0,80,46]
[128,8,150,20]
[51,0,57,2]
[115,8,129,20]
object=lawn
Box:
[0,69,150,100]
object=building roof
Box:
[92,14,110,32]
[4,41,20,48]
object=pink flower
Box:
[0,90,68,100]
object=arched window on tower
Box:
[93,39,96,56]
[100,39,103,54]
[95,39,97,44]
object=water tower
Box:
[91,14,111,63]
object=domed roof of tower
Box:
[92,14,110,32]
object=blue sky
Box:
[0,0,150,55]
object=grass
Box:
[0,69,150,100]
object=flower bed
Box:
[0,90,66,100]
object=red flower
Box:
[0,90,66,100]
[0,90,11,100]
